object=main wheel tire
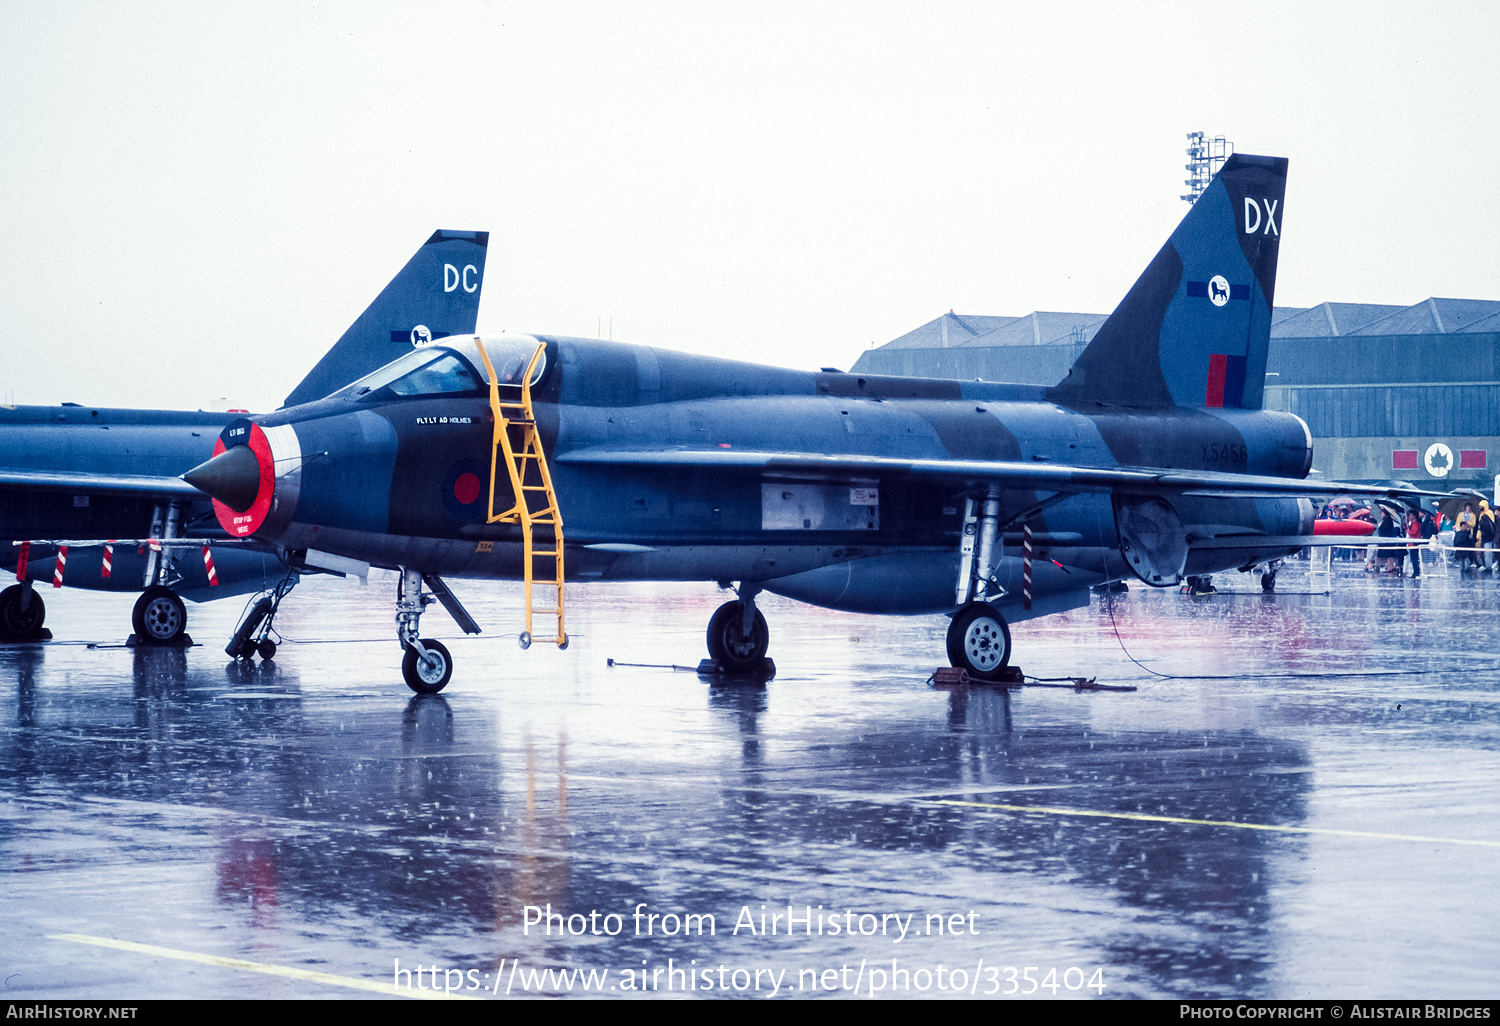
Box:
[946,602,1012,680]
[257,639,277,660]
[0,585,46,639]
[402,639,453,694]
[706,600,769,673]
[132,586,187,645]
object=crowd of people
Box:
[1317,498,1497,576]
[1451,499,1498,571]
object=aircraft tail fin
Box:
[281,230,489,408]
[1047,154,1287,411]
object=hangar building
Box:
[850,298,1500,494]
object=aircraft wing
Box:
[555,448,1448,501]
[0,467,203,499]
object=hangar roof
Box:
[871,297,1500,351]
[1346,297,1500,335]
[1269,302,1406,337]
[880,312,1020,350]
[1458,309,1500,333]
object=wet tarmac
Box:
[4,556,1500,1000]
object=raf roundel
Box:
[441,458,489,520]
[1208,275,1231,307]
[454,472,482,506]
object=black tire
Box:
[946,602,1012,680]
[402,639,453,694]
[706,601,769,672]
[0,585,45,639]
[132,586,187,645]
[1261,570,1278,593]
[257,639,277,660]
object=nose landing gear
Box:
[395,568,480,693]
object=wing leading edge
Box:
[555,447,1446,501]
[0,468,203,499]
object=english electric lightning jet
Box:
[6,158,1436,692]
[0,230,489,646]
[165,154,1435,693]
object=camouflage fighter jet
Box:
[121,158,1451,690]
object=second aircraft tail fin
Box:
[282,230,489,408]
[1047,154,1287,411]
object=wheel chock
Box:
[126,633,195,648]
[695,657,776,679]
[929,665,1027,687]
[0,628,52,643]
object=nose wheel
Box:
[946,602,1012,680]
[402,639,453,694]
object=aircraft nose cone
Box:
[183,445,263,512]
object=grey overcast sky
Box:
[2,1,1496,412]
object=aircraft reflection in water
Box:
[171,153,1432,691]
[0,640,1309,997]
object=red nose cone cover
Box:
[211,422,276,536]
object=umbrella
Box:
[1437,489,1489,522]
[1324,496,1360,509]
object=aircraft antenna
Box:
[1181,131,1233,204]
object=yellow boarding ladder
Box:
[474,340,566,649]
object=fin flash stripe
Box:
[1205,353,1247,408]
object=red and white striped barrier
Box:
[1022,523,1033,611]
[52,545,67,588]
[202,545,219,586]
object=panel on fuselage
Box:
[383,397,494,537]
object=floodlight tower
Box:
[1181,131,1233,204]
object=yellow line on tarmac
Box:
[48,934,478,1000]
[927,800,1500,848]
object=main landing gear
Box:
[946,601,1013,681]
[947,484,1017,681]
[0,584,47,641]
[129,500,191,647]
[703,584,772,675]
[132,586,189,645]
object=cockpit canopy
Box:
[329,334,547,401]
